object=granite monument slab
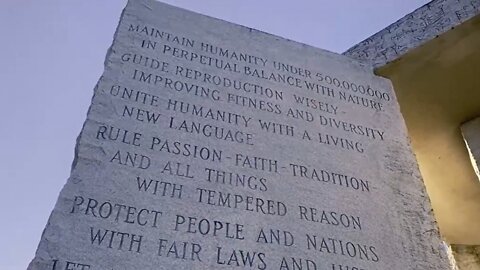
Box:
[28,1,452,269]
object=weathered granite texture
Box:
[29,0,453,269]
[344,0,480,68]
[452,245,480,270]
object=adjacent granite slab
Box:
[344,0,480,68]
[461,117,480,178]
[28,0,452,269]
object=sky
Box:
[0,0,429,269]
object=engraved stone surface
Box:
[344,0,480,68]
[28,0,453,269]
